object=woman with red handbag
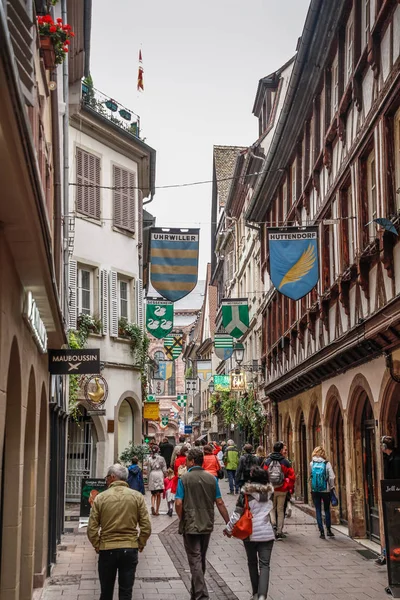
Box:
[223,467,275,600]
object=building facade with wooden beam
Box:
[246,0,400,544]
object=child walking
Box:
[164,468,178,517]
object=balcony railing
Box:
[81,83,141,139]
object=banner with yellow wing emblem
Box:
[268,227,319,300]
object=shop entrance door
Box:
[362,400,380,541]
[299,413,309,504]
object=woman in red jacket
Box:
[173,445,188,477]
[264,441,296,540]
[202,445,221,477]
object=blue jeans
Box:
[227,469,239,493]
[312,492,331,531]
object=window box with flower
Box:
[37,15,74,69]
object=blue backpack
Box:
[311,461,327,492]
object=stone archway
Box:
[347,378,379,540]
[114,392,142,462]
[308,404,322,450]
[34,384,48,586]
[0,338,23,599]
[325,386,347,523]
[283,414,294,463]
[379,371,400,442]
[20,367,38,600]
[294,407,308,503]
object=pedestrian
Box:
[256,446,266,466]
[175,448,230,600]
[163,468,178,517]
[224,466,275,600]
[202,444,222,478]
[236,444,258,488]
[171,435,187,467]
[224,439,240,494]
[263,441,295,540]
[174,444,189,477]
[194,439,204,451]
[87,463,151,600]
[127,456,145,495]
[147,445,167,516]
[376,435,400,565]
[310,446,336,539]
[159,436,174,469]
[282,443,293,518]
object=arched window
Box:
[153,351,165,380]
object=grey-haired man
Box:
[87,464,151,600]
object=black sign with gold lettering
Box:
[381,479,400,596]
[48,349,100,375]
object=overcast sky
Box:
[90,0,310,278]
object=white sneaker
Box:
[258,596,266,600]
[286,505,292,518]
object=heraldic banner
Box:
[221,299,249,339]
[150,228,200,302]
[146,298,173,338]
[214,334,234,360]
[164,334,183,361]
[197,360,212,381]
[157,360,173,380]
[268,227,319,300]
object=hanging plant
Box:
[118,318,150,397]
[77,313,102,338]
[37,15,74,66]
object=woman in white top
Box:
[224,466,274,600]
[310,446,336,539]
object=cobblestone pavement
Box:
[42,480,390,600]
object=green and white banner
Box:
[146,299,174,339]
[221,299,249,339]
[161,415,169,427]
[214,334,234,360]
[164,334,183,361]
[177,394,187,408]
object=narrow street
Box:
[43,481,389,600]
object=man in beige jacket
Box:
[87,463,151,600]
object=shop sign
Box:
[184,425,193,434]
[143,402,160,421]
[381,479,400,595]
[80,478,107,519]
[231,371,246,391]
[84,375,108,409]
[214,374,231,392]
[48,349,100,374]
[23,291,47,353]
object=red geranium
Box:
[49,25,57,32]
[37,15,74,65]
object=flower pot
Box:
[39,36,56,69]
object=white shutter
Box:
[100,269,109,335]
[109,270,118,337]
[136,278,144,330]
[68,260,78,330]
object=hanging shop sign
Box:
[197,360,212,382]
[147,394,157,402]
[213,374,231,392]
[184,425,193,434]
[156,360,173,380]
[164,334,183,360]
[23,291,48,353]
[153,379,165,395]
[80,478,107,519]
[177,394,187,408]
[268,226,319,300]
[381,479,400,597]
[185,379,197,394]
[143,402,160,420]
[221,299,249,339]
[231,371,246,391]
[48,349,100,375]
[161,415,169,427]
[214,334,234,360]
[84,375,108,409]
[146,298,174,338]
[150,228,200,302]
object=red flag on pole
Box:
[137,50,144,92]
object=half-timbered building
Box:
[246,0,400,544]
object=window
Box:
[331,54,339,117]
[394,108,400,210]
[119,280,129,320]
[76,148,100,219]
[78,268,93,315]
[282,180,288,221]
[113,165,136,233]
[291,162,296,206]
[362,0,370,49]
[345,16,354,86]
[153,350,165,380]
[367,151,377,239]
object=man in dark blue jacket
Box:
[127,457,145,495]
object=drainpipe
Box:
[61,0,69,326]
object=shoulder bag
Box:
[231,494,253,540]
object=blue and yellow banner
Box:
[268,227,319,301]
[150,228,200,302]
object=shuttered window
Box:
[113,166,136,233]
[109,271,119,337]
[68,260,78,329]
[136,278,143,330]
[76,148,101,219]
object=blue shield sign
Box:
[268,227,319,301]
[150,228,200,302]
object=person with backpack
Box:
[310,446,336,539]
[127,456,145,495]
[263,441,295,540]
[223,466,275,600]
[147,446,167,516]
[224,439,240,494]
[236,444,259,488]
[173,444,189,478]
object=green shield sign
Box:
[221,299,249,339]
[146,299,173,339]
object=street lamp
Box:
[208,379,214,394]
[188,402,194,418]
[234,343,244,373]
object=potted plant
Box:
[37,15,74,69]
[77,313,102,336]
